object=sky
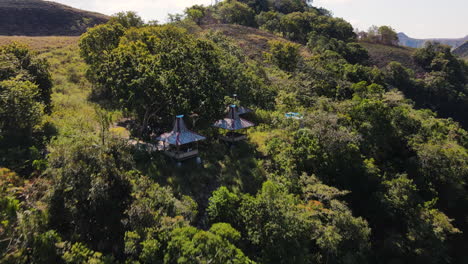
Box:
[52,0,467,39]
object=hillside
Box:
[199,24,311,60]
[0,0,109,36]
[198,24,423,75]
[360,42,423,73]
[0,35,78,52]
[453,41,468,60]
[398,32,468,49]
[2,3,468,263]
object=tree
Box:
[207,186,241,225]
[184,5,206,25]
[271,0,308,14]
[0,80,44,145]
[267,40,301,72]
[216,0,256,26]
[377,175,461,263]
[62,242,113,264]
[239,180,370,263]
[256,11,283,33]
[411,42,468,126]
[0,43,52,112]
[0,80,45,171]
[239,0,270,13]
[88,25,233,133]
[164,225,255,264]
[46,138,133,255]
[109,11,145,29]
[280,11,355,44]
[378,26,399,46]
[360,25,399,46]
[79,23,125,67]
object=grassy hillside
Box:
[0,36,79,53]
[360,42,423,73]
[199,24,422,75]
[0,0,108,36]
[199,24,311,60]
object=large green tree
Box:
[46,138,133,256]
[0,43,52,112]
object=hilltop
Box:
[453,41,468,60]
[197,24,423,74]
[199,24,311,60]
[359,42,423,73]
[0,0,109,36]
[398,32,468,49]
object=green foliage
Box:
[238,180,370,263]
[216,0,256,26]
[278,10,355,43]
[207,186,241,224]
[184,5,206,25]
[3,2,468,263]
[47,138,133,255]
[359,25,399,46]
[109,11,145,29]
[267,40,301,72]
[82,24,272,137]
[0,43,52,172]
[79,23,125,66]
[241,0,270,13]
[31,230,62,264]
[394,42,468,127]
[0,80,45,171]
[125,172,197,233]
[205,32,275,110]
[238,0,310,14]
[93,26,229,130]
[0,80,44,142]
[62,242,112,264]
[256,11,282,32]
[0,42,52,111]
[0,168,23,257]
[164,225,255,264]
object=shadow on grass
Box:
[133,138,266,226]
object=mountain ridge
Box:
[0,0,109,36]
[398,32,468,49]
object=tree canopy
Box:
[2,4,468,264]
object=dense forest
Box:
[1,0,468,263]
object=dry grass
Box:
[360,42,424,73]
[200,24,311,61]
[0,36,79,52]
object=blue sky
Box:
[53,0,467,38]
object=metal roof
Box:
[156,115,206,146]
[214,105,255,131]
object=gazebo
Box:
[213,105,255,142]
[231,94,253,115]
[156,115,206,161]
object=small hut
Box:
[232,94,252,115]
[156,115,206,160]
[213,105,255,142]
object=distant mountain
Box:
[453,41,468,60]
[398,32,468,49]
[0,0,109,36]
